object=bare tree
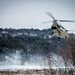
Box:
[68,37,75,67]
[60,37,75,75]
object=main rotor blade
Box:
[59,20,75,22]
[46,12,55,20]
[42,21,52,24]
[67,30,75,31]
[57,22,67,30]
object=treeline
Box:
[0,28,52,38]
[0,34,63,55]
[0,28,64,57]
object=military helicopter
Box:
[43,12,75,38]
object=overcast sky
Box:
[0,0,75,32]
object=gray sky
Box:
[0,0,75,31]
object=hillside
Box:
[0,28,75,67]
[0,28,64,55]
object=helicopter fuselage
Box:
[51,20,69,38]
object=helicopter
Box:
[43,12,75,38]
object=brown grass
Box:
[0,68,75,75]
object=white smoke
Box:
[0,50,74,70]
[0,50,46,69]
[4,50,22,65]
[0,51,21,66]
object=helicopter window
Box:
[51,27,57,29]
